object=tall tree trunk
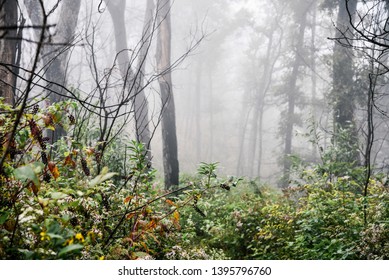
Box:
[236,103,251,176]
[282,9,308,187]
[156,0,179,189]
[310,0,319,161]
[105,0,152,161]
[134,0,154,152]
[195,60,202,163]
[208,67,214,162]
[24,0,82,143]
[0,0,18,105]
[332,0,360,164]
[248,94,260,177]
[250,30,275,178]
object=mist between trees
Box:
[2,0,389,186]
[2,0,389,260]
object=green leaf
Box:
[18,249,35,259]
[95,193,102,202]
[76,190,84,197]
[14,162,44,187]
[50,192,68,200]
[0,211,10,225]
[58,244,83,257]
[89,167,117,188]
[38,198,49,207]
[47,233,65,240]
[133,251,150,259]
[100,166,109,175]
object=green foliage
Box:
[0,100,185,260]
[176,164,389,260]
[2,99,389,260]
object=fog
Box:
[8,0,389,186]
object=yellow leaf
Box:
[146,219,157,230]
[140,241,148,252]
[172,211,181,230]
[173,210,180,221]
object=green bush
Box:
[2,99,389,260]
[176,163,389,260]
[0,100,183,259]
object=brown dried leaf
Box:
[124,195,134,204]
[165,199,176,206]
[64,155,76,168]
[48,161,60,179]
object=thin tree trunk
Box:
[252,31,274,178]
[24,0,82,143]
[134,0,154,152]
[332,0,359,164]
[0,0,18,105]
[282,11,307,187]
[156,0,179,189]
[236,103,251,176]
[105,0,153,161]
[208,68,214,162]
[310,1,318,161]
[195,60,202,163]
[248,93,260,177]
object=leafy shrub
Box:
[176,163,389,260]
[0,100,186,259]
[2,99,389,260]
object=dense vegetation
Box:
[3,0,389,261]
[1,100,388,260]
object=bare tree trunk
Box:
[248,98,259,177]
[310,1,319,161]
[24,0,82,143]
[250,31,275,178]
[208,68,214,162]
[236,103,251,176]
[195,60,202,163]
[134,0,154,152]
[105,0,152,161]
[0,0,18,105]
[282,10,307,187]
[332,0,360,164]
[156,0,179,189]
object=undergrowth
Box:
[1,99,389,260]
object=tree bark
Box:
[156,0,179,189]
[0,0,18,105]
[105,0,153,161]
[134,0,154,153]
[310,0,319,162]
[195,60,202,163]
[24,0,82,143]
[248,30,275,178]
[282,7,308,187]
[332,0,360,164]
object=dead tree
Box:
[0,0,18,105]
[24,0,82,143]
[105,0,153,163]
[156,0,179,189]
